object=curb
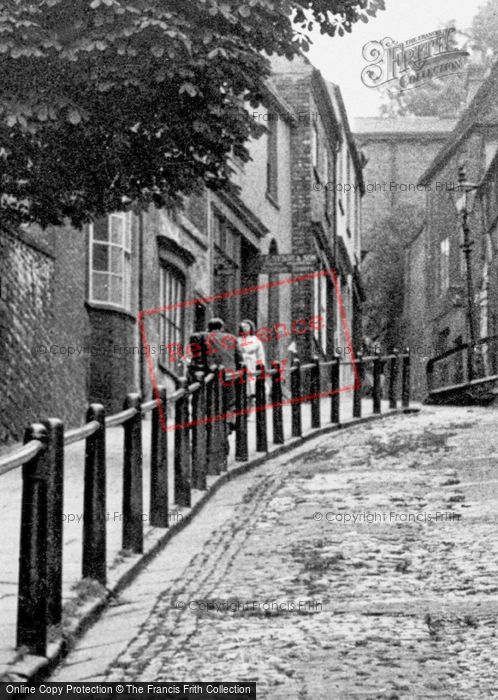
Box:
[2,406,420,682]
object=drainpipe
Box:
[138,211,145,398]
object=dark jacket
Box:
[188,330,242,376]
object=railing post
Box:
[426,359,434,393]
[174,378,191,508]
[17,423,49,654]
[311,356,321,429]
[83,404,107,583]
[236,363,249,461]
[291,359,302,438]
[373,352,382,414]
[402,349,411,409]
[466,343,473,383]
[43,418,64,627]
[208,364,222,475]
[122,393,143,553]
[388,350,398,409]
[150,387,169,527]
[331,354,340,424]
[219,366,228,472]
[256,362,268,452]
[191,374,207,489]
[271,361,284,445]
[353,353,363,419]
[205,372,215,475]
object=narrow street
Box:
[51,406,498,699]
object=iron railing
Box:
[0,350,410,657]
[427,335,498,395]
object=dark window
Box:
[160,266,185,352]
[266,117,278,202]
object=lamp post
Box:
[450,165,479,380]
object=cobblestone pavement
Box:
[52,406,498,698]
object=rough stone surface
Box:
[51,405,498,698]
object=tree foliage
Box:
[362,204,424,350]
[379,0,498,118]
[0,0,384,229]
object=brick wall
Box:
[0,225,90,443]
[272,69,319,362]
[355,134,451,250]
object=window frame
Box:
[312,122,319,171]
[266,116,279,203]
[159,264,186,362]
[439,237,450,294]
[88,212,132,311]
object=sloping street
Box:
[51,406,498,699]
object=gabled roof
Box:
[327,82,365,192]
[419,59,498,185]
[354,116,455,136]
[262,80,296,121]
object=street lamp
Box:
[450,165,479,380]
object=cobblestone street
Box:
[52,406,498,698]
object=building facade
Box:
[1,57,363,443]
[353,117,455,360]
[271,55,365,384]
[404,61,498,398]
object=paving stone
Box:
[45,405,498,698]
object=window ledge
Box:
[265,191,280,210]
[85,300,136,321]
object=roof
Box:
[263,80,296,121]
[419,59,498,185]
[326,82,365,192]
[353,117,456,135]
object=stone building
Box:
[354,117,456,251]
[353,116,455,393]
[271,55,365,384]
[404,60,498,398]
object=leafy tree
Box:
[379,0,498,118]
[0,0,384,229]
[362,204,424,351]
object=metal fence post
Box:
[174,378,191,508]
[17,423,49,654]
[206,372,215,475]
[271,361,284,445]
[122,393,143,553]
[208,364,222,475]
[402,349,411,409]
[331,354,340,424]
[150,386,169,527]
[256,362,268,452]
[83,404,107,583]
[373,352,382,414]
[353,353,363,419]
[236,363,249,461]
[311,356,321,429]
[426,358,434,393]
[291,359,302,438]
[388,351,398,410]
[191,374,207,490]
[219,366,229,472]
[43,418,64,627]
